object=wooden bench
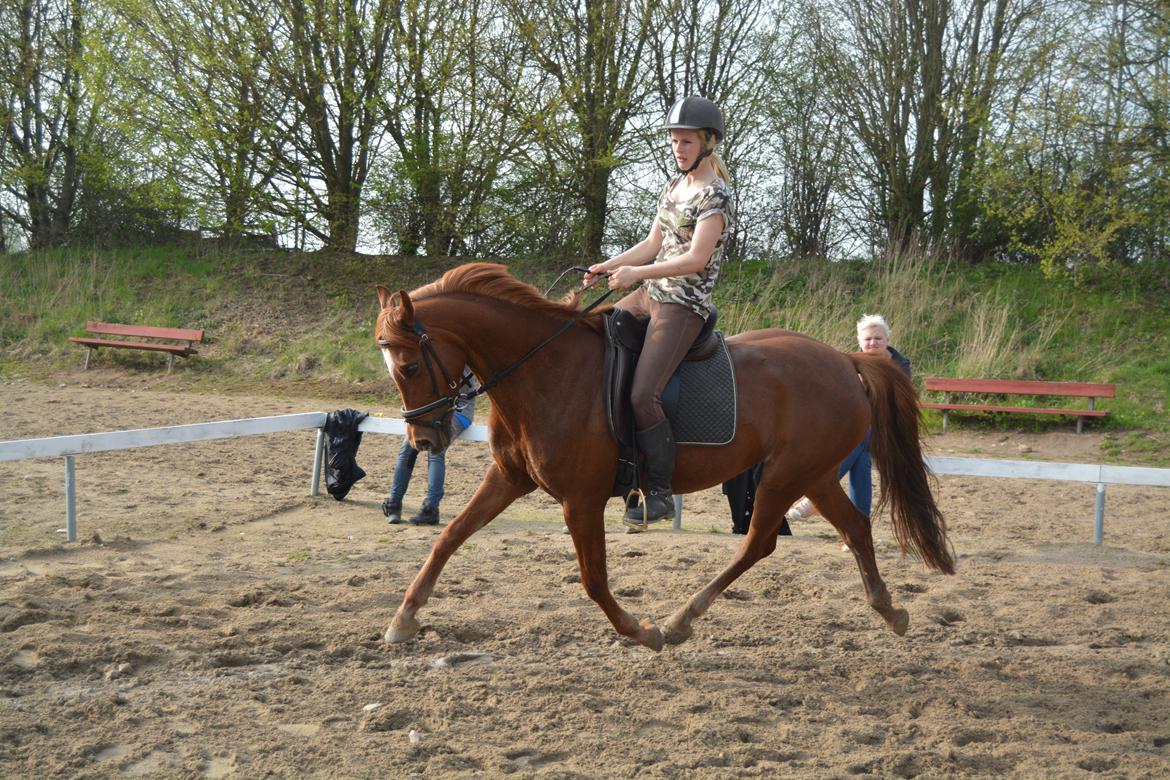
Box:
[69,321,204,371]
[921,377,1115,434]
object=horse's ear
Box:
[375,285,413,324]
[389,289,414,327]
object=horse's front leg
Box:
[564,499,664,652]
[385,463,535,643]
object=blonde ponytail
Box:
[709,153,731,184]
[700,130,731,184]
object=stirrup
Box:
[622,490,672,532]
[622,490,645,533]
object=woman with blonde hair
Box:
[585,96,734,529]
[787,313,912,526]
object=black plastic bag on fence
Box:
[324,408,368,500]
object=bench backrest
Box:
[924,377,1115,398]
[86,321,204,343]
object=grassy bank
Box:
[2,245,1167,442]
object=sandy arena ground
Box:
[1,378,1168,778]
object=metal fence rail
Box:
[925,455,1170,544]
[1,414,1167,544]
[0,414,487,541]
[0,413,330,460]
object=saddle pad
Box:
[662,333,737,446]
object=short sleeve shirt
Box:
[645,174,735,319]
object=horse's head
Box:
[375,284,469,454]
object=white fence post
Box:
[310,428,326,497]
[1094,483,1106,545]
[64,455,77,543]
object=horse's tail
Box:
[851,355,955,575]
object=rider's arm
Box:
[585,220,664,281]
[617,213,724,283]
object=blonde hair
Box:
[857,313,891,339]
[700,129,731,184]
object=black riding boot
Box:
[624,420,676,529]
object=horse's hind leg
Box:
[661,484,791,646]
[385,463,535,643]
[807,481,909,636]
[564,499,665,652]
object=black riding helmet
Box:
[662,96,724,141]
[662,96,724,173]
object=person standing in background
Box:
[786,314,911,524]
[382,370,479,526]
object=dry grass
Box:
[716,247,1066,382]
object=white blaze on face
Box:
[381,348,395,377]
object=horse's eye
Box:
[377,339,390,348]
[402,362,420,378]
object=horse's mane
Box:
[411,263,608,331]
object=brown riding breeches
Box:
[613,287,705,430]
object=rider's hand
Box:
[607,265,642,290]
[583,261,610,285]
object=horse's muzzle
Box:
[408,421,452,455]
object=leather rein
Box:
[395,268,613,435]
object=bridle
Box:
[388,267,614,442]
[395,318,473,430]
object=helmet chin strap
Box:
[676,146,713,175]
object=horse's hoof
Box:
[662,625,691,646]
[639,617,664,652]
[662,613,693,646]
[384,615,420,643]
[886,608,910,636]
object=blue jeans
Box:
[387,415,470,509]
[838,428,873,516]
[388,439,446,509]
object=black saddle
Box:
[602,306,738,472]
[604,305,721,362]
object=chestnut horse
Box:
[375,263,953,651]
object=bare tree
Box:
[502,0,662,259]
[256,0,395,252]
[644,0,788,259]
[376,0,533,256]
[1079,0,1169,263]
[818,0,1042,255]
[111,0,282,242]
[973,0,1166,271]
[0,0,86,248]
[771,28,844,259]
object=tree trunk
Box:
[324,186,360,252]
[581,157,611,259]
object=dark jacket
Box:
[888,346,912,378]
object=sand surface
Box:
[1,379,1168,778]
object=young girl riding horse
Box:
[585,96,734,528]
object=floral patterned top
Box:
[645,174,735,320]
